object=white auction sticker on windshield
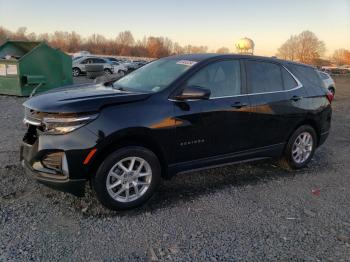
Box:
[176,60,197,66]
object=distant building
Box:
[235,37,254,55]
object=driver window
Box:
[187,60,241,98]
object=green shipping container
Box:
[0,41,73,96]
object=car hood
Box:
[23,83,152,113]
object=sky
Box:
[0,0,349,56]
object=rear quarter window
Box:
[282,68,298,90]
[286,64,325,96]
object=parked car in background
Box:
[104,57,121,63]
[120,60,135,71]
[318,70,336,95]
[121,60,148,71]
[72,57,126,77]
[72,56,83,61]
[133,60,148,69]
[110,61,128,75]
[322,66,350,75]
[104,57,128,74]
[21,54,332,210]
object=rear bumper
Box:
[21,159,86,196]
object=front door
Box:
[173,59,252,163]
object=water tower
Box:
[235,37,255,55]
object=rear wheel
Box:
[104,68,112,75]
[92,146,161,210]
[72,67,81,77]
[279,125,317,169]
[118,70,126,76]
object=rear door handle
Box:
[290,95,302,101]
[231,102,248,108]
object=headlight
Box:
[42,113,98,135]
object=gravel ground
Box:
[0,77,350,261]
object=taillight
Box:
[326,91,334,104]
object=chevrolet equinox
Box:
[21,54,332,210]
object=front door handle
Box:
[290,95,302,101]
[231,102,248,109]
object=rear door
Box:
[244,59,291,148]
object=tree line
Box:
[0,26,227,58]
[1,26,349,65]
[276,30,350,66]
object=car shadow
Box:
[78,159,306,217]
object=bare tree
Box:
[0,25,211,58]
[183,45,208,54]
[13,27,28,40]
[146,37,171,58]
[0,26,11,45]
[216,47,230,54]
[332,49,349,65]
[346,51,350,65]
[173,42,184,55]
[116,31,135,47]
[277,31,325,64]
[296,31,325,64]
[277,35,298,60]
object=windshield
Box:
[113,58,196,92]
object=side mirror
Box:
[174,86,211,101]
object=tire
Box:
[104,69,112,75]
[72,67,81,77]
[92,146,161,210]
[118,70,126,76]
[279,125,317,170]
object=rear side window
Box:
[282,68,298,90]
[93,58,106,63]
[246,60,283,93]
[287,64,323,88]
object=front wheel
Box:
[279,125,317,169]
[118,70,126,76]
[92,146,161,210]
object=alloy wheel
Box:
[291,132,313,164]
[106,157,152,203]
[72,68,80,77]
